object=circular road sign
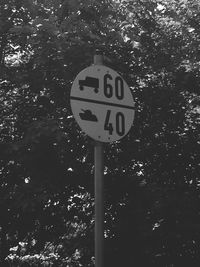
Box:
[70,65,135,143]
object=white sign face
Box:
[70,65,135,142]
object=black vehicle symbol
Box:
[79,109,98,122]
[79,77,99,93]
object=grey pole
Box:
[94,51,104,267]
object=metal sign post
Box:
[94,140,104,267]
[94,52,104,267]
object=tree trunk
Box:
[0,34,7,66]
[0,224,9,266]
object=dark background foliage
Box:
[0,0,200,266]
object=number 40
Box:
[104,110,125,136]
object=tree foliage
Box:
[0,0,200,266]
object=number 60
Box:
[104,74,124,100]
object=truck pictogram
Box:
[79,77,99,93]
